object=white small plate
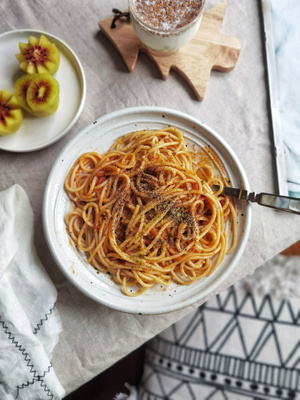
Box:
[0,29,86,152]
[43,107,252,314]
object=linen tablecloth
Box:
[0,0,299,396]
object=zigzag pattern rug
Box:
[138,277,300,400]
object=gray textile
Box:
[0,0,299,396]
[271,0,300,196]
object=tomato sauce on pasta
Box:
[64,127,237,296]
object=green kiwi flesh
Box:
[26,74,59,115]
[14,74,34,113]
[14,73,60,117]
[15,35,60,75]
[0,89,23,135]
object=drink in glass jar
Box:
[128,0,205,55]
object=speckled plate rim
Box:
[0,29,86,152]
[43,106,252,314]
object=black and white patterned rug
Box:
[137,255,300,400]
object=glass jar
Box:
[128,0,205,55]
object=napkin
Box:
[0,185,64,400]
[271,0,300,197]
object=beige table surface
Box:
[0,0,299,395]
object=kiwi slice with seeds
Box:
[14,74,35,113]
[0,89,23,135]
[15,34,60,75]
[26,73,59,115]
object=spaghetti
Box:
[64,127,237,296]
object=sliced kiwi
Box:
[14,74,35,113]
[0,89,23,135]
[15,34,60,75]
[14,73,60,117]
[25,73,59,116]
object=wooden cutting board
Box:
[98,1,241,101]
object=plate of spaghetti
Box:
[43,107,251,314]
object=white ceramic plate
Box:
[0,29,86,152]
[43,107,251,314]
